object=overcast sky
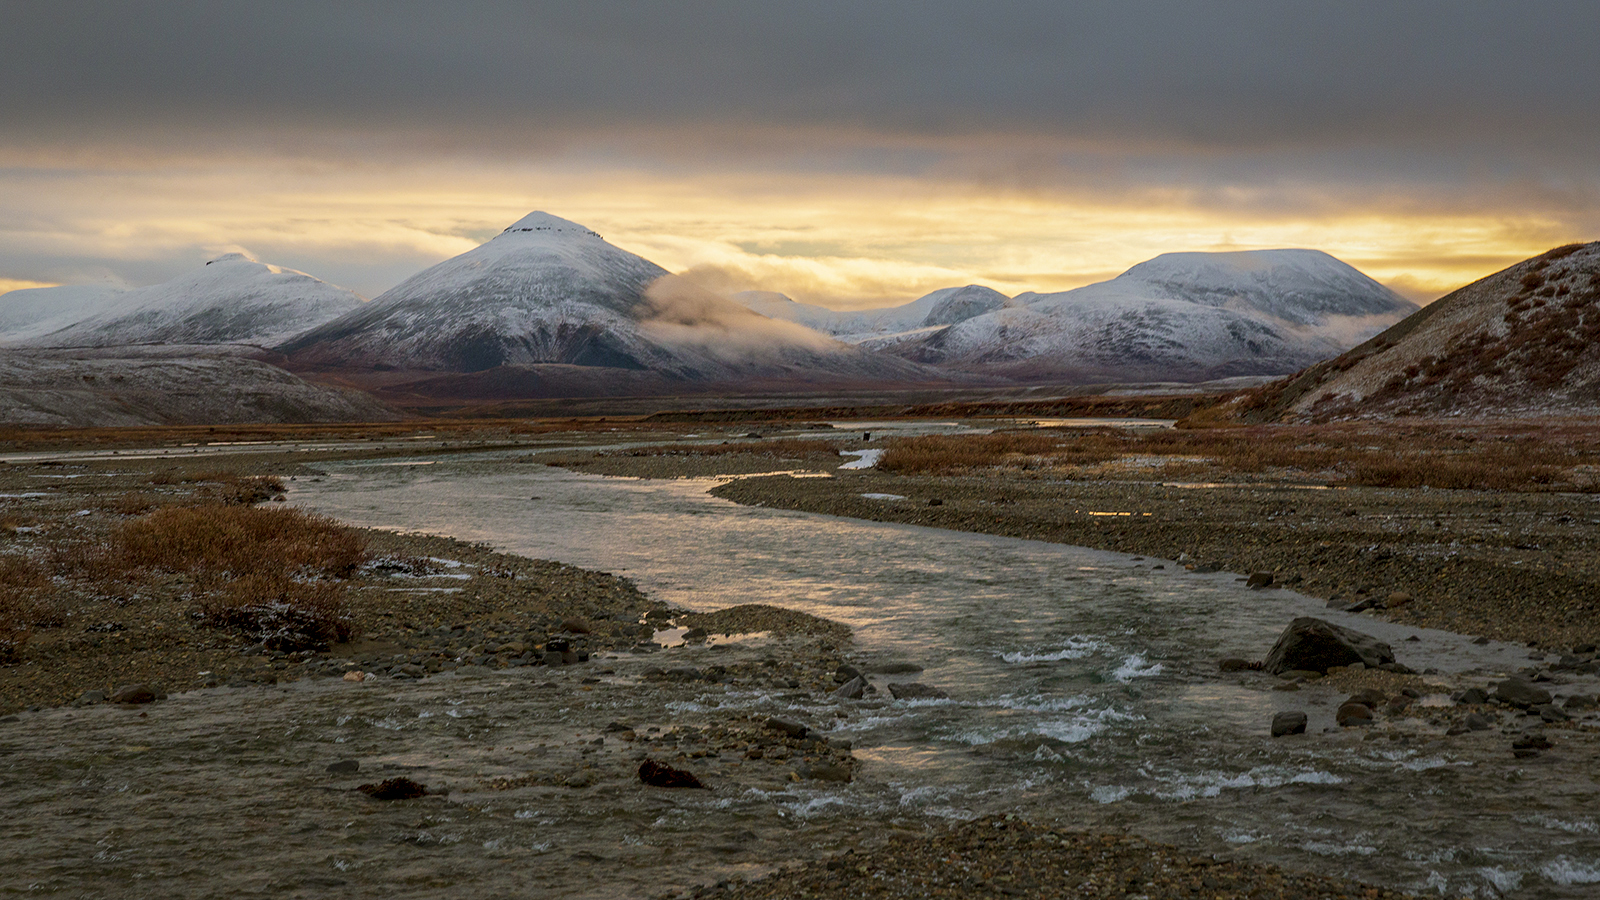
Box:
[3,1,1597,306]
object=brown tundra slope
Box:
[1218,242,1600,422]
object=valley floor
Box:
[8,420,1595,898]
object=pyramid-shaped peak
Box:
[205,251,260,266]
[499,211,603,239]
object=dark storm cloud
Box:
[4,1,1598,155]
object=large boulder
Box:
[1262,617,1396,675]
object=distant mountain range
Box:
[742,250,1416,383]
[0,211,1450,417]
[1225,242,1600,421]
[4,253,363,349]
[276,212,953,399]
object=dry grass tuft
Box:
[879,432,1108,474]
[115,504,366,649]
[610,439,840,459]
[874,423,1600,492]
[197,575,357,652]
[118,504,366,579]
[0,555,60,664]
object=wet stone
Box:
[831,676,866,700]
[326,759,360,775]
[638,760,706,789]
[1271,711,1308,737]
[356,777,428,800]
[1492,677,1552,709]
[110,684,157,704]
[887,682,949,701]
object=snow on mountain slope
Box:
[732,284,1014,343]
[281,212,941,390]
[20,253,365,348]
[0,284,126,344]
[1225,242,1600,421]
[886,250,1416,382]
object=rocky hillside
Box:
[1224,242,1600,422]
[0,347,398,427]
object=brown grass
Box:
[609,438,841,459]
[114,504,367,649]
[117,504,366,579]
[874,423,1600,492]
[197,575,357,652]
[0,555,59,664]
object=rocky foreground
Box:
[10,430,1586,898]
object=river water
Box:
[271,448,1600,899]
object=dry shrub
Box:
[616,439,839,458]
[118,504,366,579]
[197,575,357,652]
[0,555,60,663]
[878,432,1081,474]
[45,539,123,582]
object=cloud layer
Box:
[2,2,1597,305]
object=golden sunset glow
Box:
[0,155,1577,307]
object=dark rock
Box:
[834,665,863,683]
[1493,677,1552,709]
[887,683,949,700]
[1263,618,1395,675]
[604,721,633,732]
[1563,694,1596,710]
[326,759,360,775]
[764,717,809,739]
[1218,658,1260,673]
[1346,688,1387,709]
[681,627,708,642]
[1464,713,1493,731]
[1384,695,1413,714]
[927,498,943,507]
[1378,662,1417,675]
[357,777,427,800]
[545,638,572,652]
[1271,711,1308,737]
[638,760,706,789]
[1246,572,1275,589]
[1537,703,1570,723]
[1336,702,1375,727]
[867,661,923,674]
[73,689,108,706]
[110,684,157,704]
[1472,636,1491,645]
[1455,687,1490,705]
[804,763,852,783]
[559,618,592,634]
[1511,733,1553,757]
[831,676,866,700]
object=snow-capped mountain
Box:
[0,284,125,344]
[16,253,365,348]
[1228,242,1600,421]
[883,250,1416,382]
[280,212,941,392]
[733,284,1014,344]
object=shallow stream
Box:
[280,450,1600,898]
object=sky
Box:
[2,1,1598,309]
